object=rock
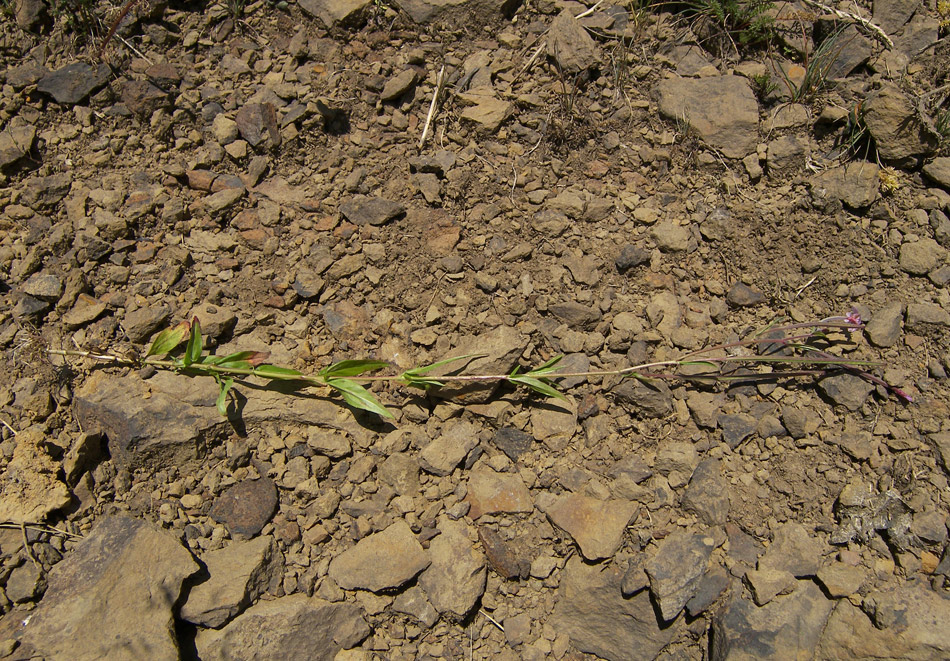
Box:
[812,161,880,209]
[541,493,639,560]
[652,221,691,252]
[381,69,419,101]
[899,238,944,275]
[73,371,368,471]
[234,103,280,149]
[745,567,796,605]
[394,0,519,24]
[549,301,601,329]
[419,420,478,476]
[209,478,279,539]
[478,525,531,580]
[328,520,429,592]
[418,517,486,618]
[530,396,577,450]
[718,413,758,448]
[552,556,675,661]
[19,516,199,661]
[822,25,872,79]
[187,302,238,340]
[5,562,46,603]
[392,586,439,627]
[922,157,950,188]
[612,378,673,418]
[862,84,937,164]
[817,585,950,659]
[726,282,766,307]
[37,62,111,105]
[377,452,419,495]
[0,122,36,170]
[20,172,71,210]
[815,563,866,597]
[63,294,108,330]
[818,373,875,411]
[656,75,759,158]
[14,0,47,30]
[121,305,171,344]
[615,244,650,272]
[686,566,731,616]
[866,302,903,347]
[293,268,325,299]
[458,88,513,133]
[644,531,715,620]
[491,427,533,461]
[547,9,600,73]
[195,594,370,661]
[299,0,372,27]
[911,510,948,545]
[906,302,950,329]
[758,522,824,576]
[121,79,170,117]
[308,429,351,459]
[339,195,406,226]
[766,134,807,173]
[409,150,456,176]
[180,536,283,628]
[464,465,533,519]
[682,459,730,525]
[429,326,526,403]
[872,0,918,33]
[712,581,834,661]
[22,273,63,300]
[0,426,71,524]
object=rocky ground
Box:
[1,0,950,658]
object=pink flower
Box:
[844,308,862,329]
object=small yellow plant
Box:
[879,167,901,195]
[939,0,950,30]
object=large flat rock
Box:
[656,75,759,158]
[19,516,199,661]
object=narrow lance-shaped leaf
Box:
[525,354,564,377]
[319,359,389,379]
[182,317,203,367]
[399,353,485,389]
[203,350,271,370]
[509,374,567,401]
[326,378,394,419]
[145,321,191,358]
[254,364,304,379]
[216,377,234,416]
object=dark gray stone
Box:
[644,531,715,621]
[712,581,834,661]
[615,244,651,272]
[492,427,533,461]
[726,282,766,307]
[718,413,758,449]
[613,378,674,418]
[818,373,875,411]
[339,195,406,226]
[552,556,675,661]
[210,478,278,540]
[682,459,730,525]
[37,63,111,105]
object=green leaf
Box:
[526,354,564,377]
[402,353,485,377]
[182,317,203,367]
[319,359,389,379]
[203,350,270,371]
[326,378,394,419]
[145,321,191,357]
[399,354,486,389]
[253,364,304,379]
[216,377,234,416]
[510,375,567,400]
